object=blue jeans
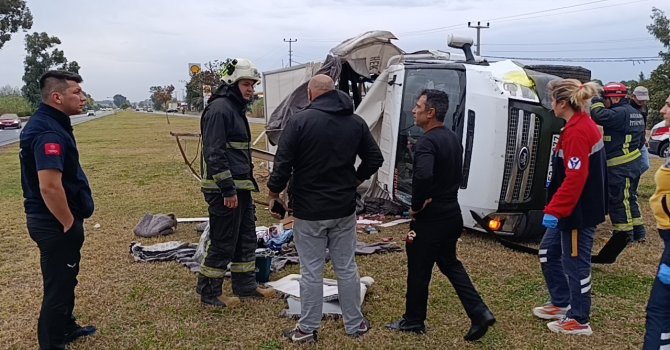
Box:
[643,229,670,349]
[539,227,595,324]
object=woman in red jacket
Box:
[532,79,607,336]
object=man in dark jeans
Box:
[20,70,96,349]
[386,89,495,341]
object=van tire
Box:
[660,142,669,159]
[524,65,592,83]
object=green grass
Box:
[0,111,664,349]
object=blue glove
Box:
[658,263,670,285]
[542,214,558,229]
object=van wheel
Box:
[524,65,592,83]
[660,142,669,158]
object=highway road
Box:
[0,111,115,148]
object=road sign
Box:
[189,63,201,76]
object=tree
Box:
[0,0,33,50]
[113,94,129,108]
[645,7,670,127]
[0,85,22,96]
[21,32,80,108]
[149,85,174,111]
[120,102,132,110]
[185,59,233,111]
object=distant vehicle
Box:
[649,120,670,158]
[166,109,178,113]
[0,113,22,129]
[147,108,154,112]
[135,108,140,111]
[87,110,96,116]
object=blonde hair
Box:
[548,79,601,112]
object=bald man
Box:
[268,75,384,343]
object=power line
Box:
[487,45,662,53]
[283,38,297,67]
[483,0,610,22]
[490,0,649,26]
[468,21,490,55]
[485,37,656,46]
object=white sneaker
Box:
[532,302,570,320]
[547,317,593,336]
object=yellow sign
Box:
[189,63,201,76]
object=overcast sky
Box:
[0,0,667,102]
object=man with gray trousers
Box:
[267,74,384,343]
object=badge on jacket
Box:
[568,157,581,170]
[44,143,62,156]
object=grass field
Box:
[0,111,664,349]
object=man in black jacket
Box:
[385,89,495,341]
[197,58,275,308]
[268,74,383,343]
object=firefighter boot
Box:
[592,231,632,264]
[196,275,240,308]
[238,286,277,299]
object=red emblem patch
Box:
[44,143,61,156]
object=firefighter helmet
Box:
[602,82,628,98]
[220,58,261,85]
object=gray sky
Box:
[0,0,667,102]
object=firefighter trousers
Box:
[27,216,85,350]
[539,226,595,324]
[404,212,490,324]
[198,190,257,297]
[608,160,646,240]
[643,229,670,349]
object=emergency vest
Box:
[590,99,645,167]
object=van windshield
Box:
[393,67,466,205]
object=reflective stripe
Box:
[591,102,605,110]
[622,134,632,155]
[227,141,250,150]
[233,179,257,191]
[212,170,232,182]
[632,217,644,226]
[624,177,632,226]
[539,257,547,263]
[581,284,591,293]
[662,332,670,340]
[612,223,634,231]
[200,265,226,278]
[603,135,612,142]
[201,179,219,190]
[581,274,591,285]
[230,261,255,273]
[571,229,578,257]
[660,344,669,350]
[539,249,548,255]
[607,149,641,167]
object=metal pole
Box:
[283,38,297,67]
[467,21,490,56]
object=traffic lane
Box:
[145,110,264,124]
[0,111,113,147]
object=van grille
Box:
[500,108,540,203]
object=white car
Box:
[649,120,669,158]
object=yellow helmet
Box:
[220,58,261,85]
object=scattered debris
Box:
[93,223,101,229]
[175,217,209,223]
[378,218,412,227]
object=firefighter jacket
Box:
[590,99,645,167]
[545,112,607,230]
[650,159,670,230]
[200,83,258,196]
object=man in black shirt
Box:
[386,89,495,341]
[20,70,96,349]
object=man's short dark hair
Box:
[419,89,449,122]
[39,70,83,101]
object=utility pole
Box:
[283,38,297,67]
[467,21,490,56]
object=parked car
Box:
[166,109,178,113]
[0,113,22,129]
[87,110,96,116]
[649,120,670,158]
[147,108,154,112]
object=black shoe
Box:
[385,318,425,334]
[464,309,496,341]
[64,325,96,344]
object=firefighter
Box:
[644,93,670,350]
[590,82,647,262]
[533,79,607,336]
[197,58,276,307]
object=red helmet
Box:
[602,83,628,98]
